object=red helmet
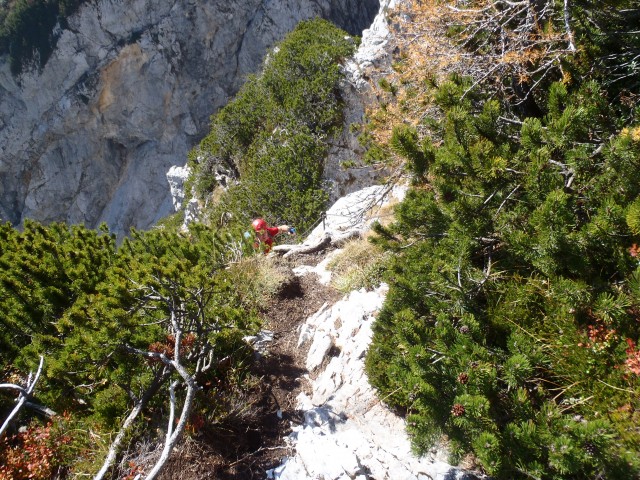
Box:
[252,218,268,231]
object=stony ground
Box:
[154,252,344,480]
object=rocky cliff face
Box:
[0,0,379,237]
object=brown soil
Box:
[156,252,344,480]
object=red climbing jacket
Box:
[252,218,280,253]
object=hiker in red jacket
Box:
[251,218,295,254]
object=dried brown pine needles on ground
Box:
[368,0,572,149]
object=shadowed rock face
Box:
[0,0,379,237]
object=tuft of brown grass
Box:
[225,255,290,309]
[327,238,389,293]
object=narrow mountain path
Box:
[152,252,342,480]
[251,253,346,476]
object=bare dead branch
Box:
[143,376,197,480]
[23,402,57,418]
[94,367,171,480]
[139,317,201,480]
[563,0,576,52]
[0,355,48,438]
[0,384,28,394]
[103,284,217,480]
[495,184,521,216]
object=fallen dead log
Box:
[330,229,363,246]
[272,233,332,258]
[272,229,363,258]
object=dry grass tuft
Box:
[327,238,388,293]
[226,255,290,309]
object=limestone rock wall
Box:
[324,0,400,203]
[0,0,379,237]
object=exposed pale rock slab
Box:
[268,286,476,480]
[267,184,482,480]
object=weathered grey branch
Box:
[548,159,575,188]
[94,398,148,480]
[138,308,200,480]
[563,0,576,52]
[0,355,46,438]
[495,184,521,217]
[272,229,363,258]
[23,401,57,418]
[113,309,205,480]
[94,367,171,480]
[144,372,197,480]
[0,384,28,394]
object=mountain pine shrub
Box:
[0,221,117,365]
[187,18,357,235]
[0,221,268,475]
[366,75,640,479]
